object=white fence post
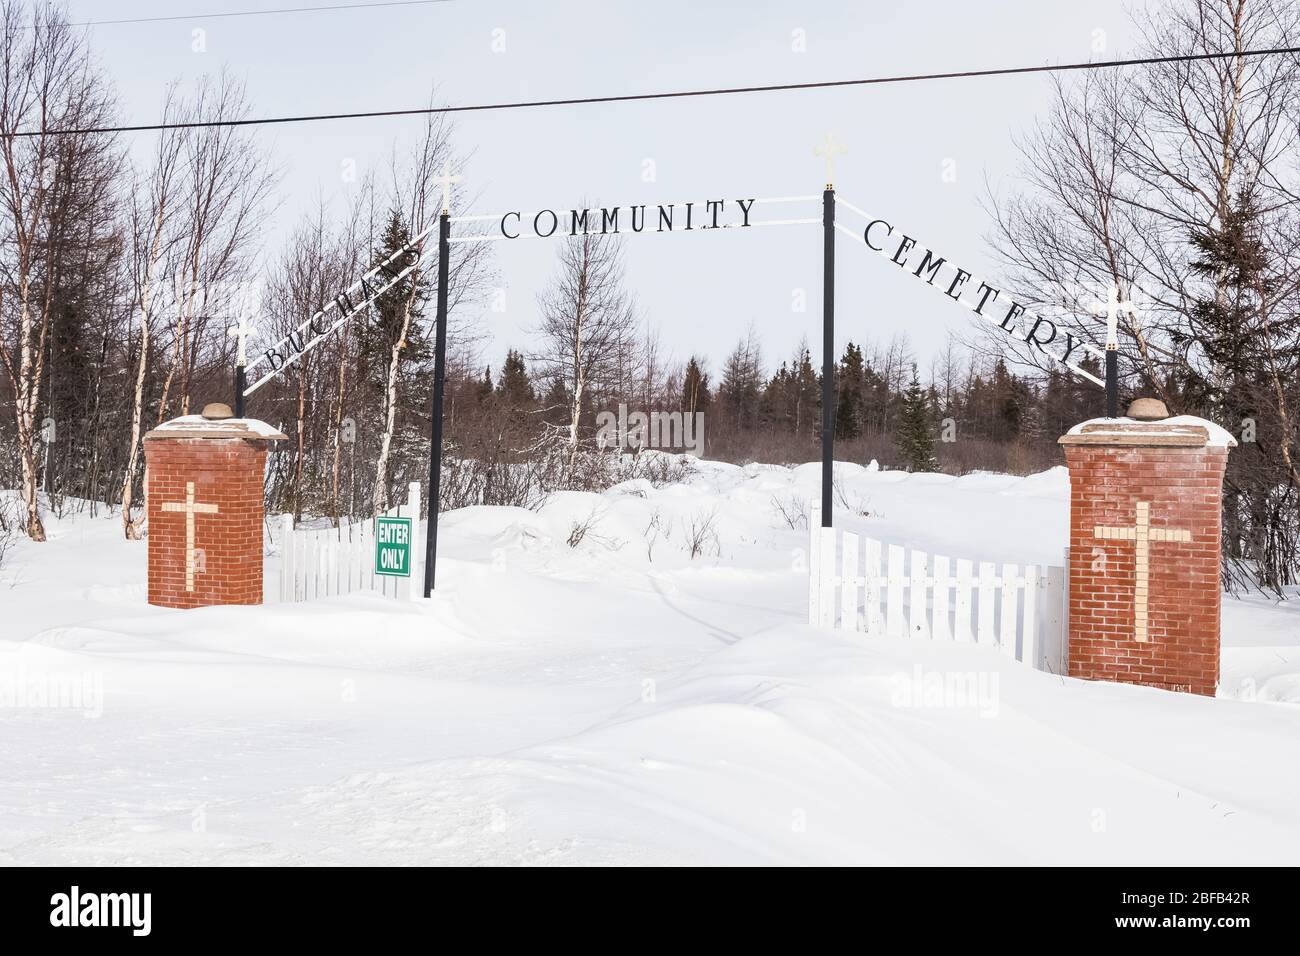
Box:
[411,481,423,601]
[909,548,929,638]
[807,505,820,626]
[999,562,1019,658]
[817,523,836,629]
[864,538,882,637]
[1021,564,1039,667]
[954,558,973,643]
[840,531,859,632]
[280,514,294,602]
[886,545,905,638]
[932,554,951,641]
[1040,547,1069,675]
[976,561,996,646]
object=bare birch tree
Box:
[0,1,116,540]
[120,87,186,539]
[154,70,277,425]
[531,227,638,474]
[371,109,487,513]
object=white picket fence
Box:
[807,507,1067,673]
[279,482,422,603]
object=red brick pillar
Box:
[143,404,286,609]
[1059,400,1234,696]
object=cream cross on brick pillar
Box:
[1094,500,1191,642]
[161,481,219,592]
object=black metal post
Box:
[423,212,450,598]
[821,187,835,528]
[234,363,246,418]
[1105,348,1119,418]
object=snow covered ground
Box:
[2,460,1298,865]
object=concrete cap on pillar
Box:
[144,414,287,443]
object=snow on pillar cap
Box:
[1059,413,1236,449]
[144,414,288,442]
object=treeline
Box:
[2,0,1297,597]
[445,333,1102,477]
[0,2,486,542]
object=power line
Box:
[75,0,456,27]
[12,45,1300,138]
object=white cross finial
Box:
[813,133,847,188]
[228,311,257,366]
[1090,284,1136,351]
[435,160,462,215]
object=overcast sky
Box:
[68,0,1139,377]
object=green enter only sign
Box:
[374,516,413,577]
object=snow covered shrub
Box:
[642,509,669,561]
[619,451,695,488]
[681,508,720,559]
[565,506,623,552]
[770,494,808,531]
[566,508,603,548]
[832,477,873,518]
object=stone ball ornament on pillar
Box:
[143,402,287,610]
[1059,398,1236,696]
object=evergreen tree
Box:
[717,336,762,430]
[354,209,432,395]
[990,359,1021,440]
[1183,191,1292,417]
[681,356,712,415]
[792,347,820,439]
[1021,389,1046,443]
[540,377,570,430]
[497,348,535,406]
[835,341,866,440]
[860,362,891,435]
[1005,373,1031,438]
[759,362,793,430]
[1183,190,1299,587]
[894,364,937,472]
[1074,355,1104,422]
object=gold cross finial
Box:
[814,133,847,188]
